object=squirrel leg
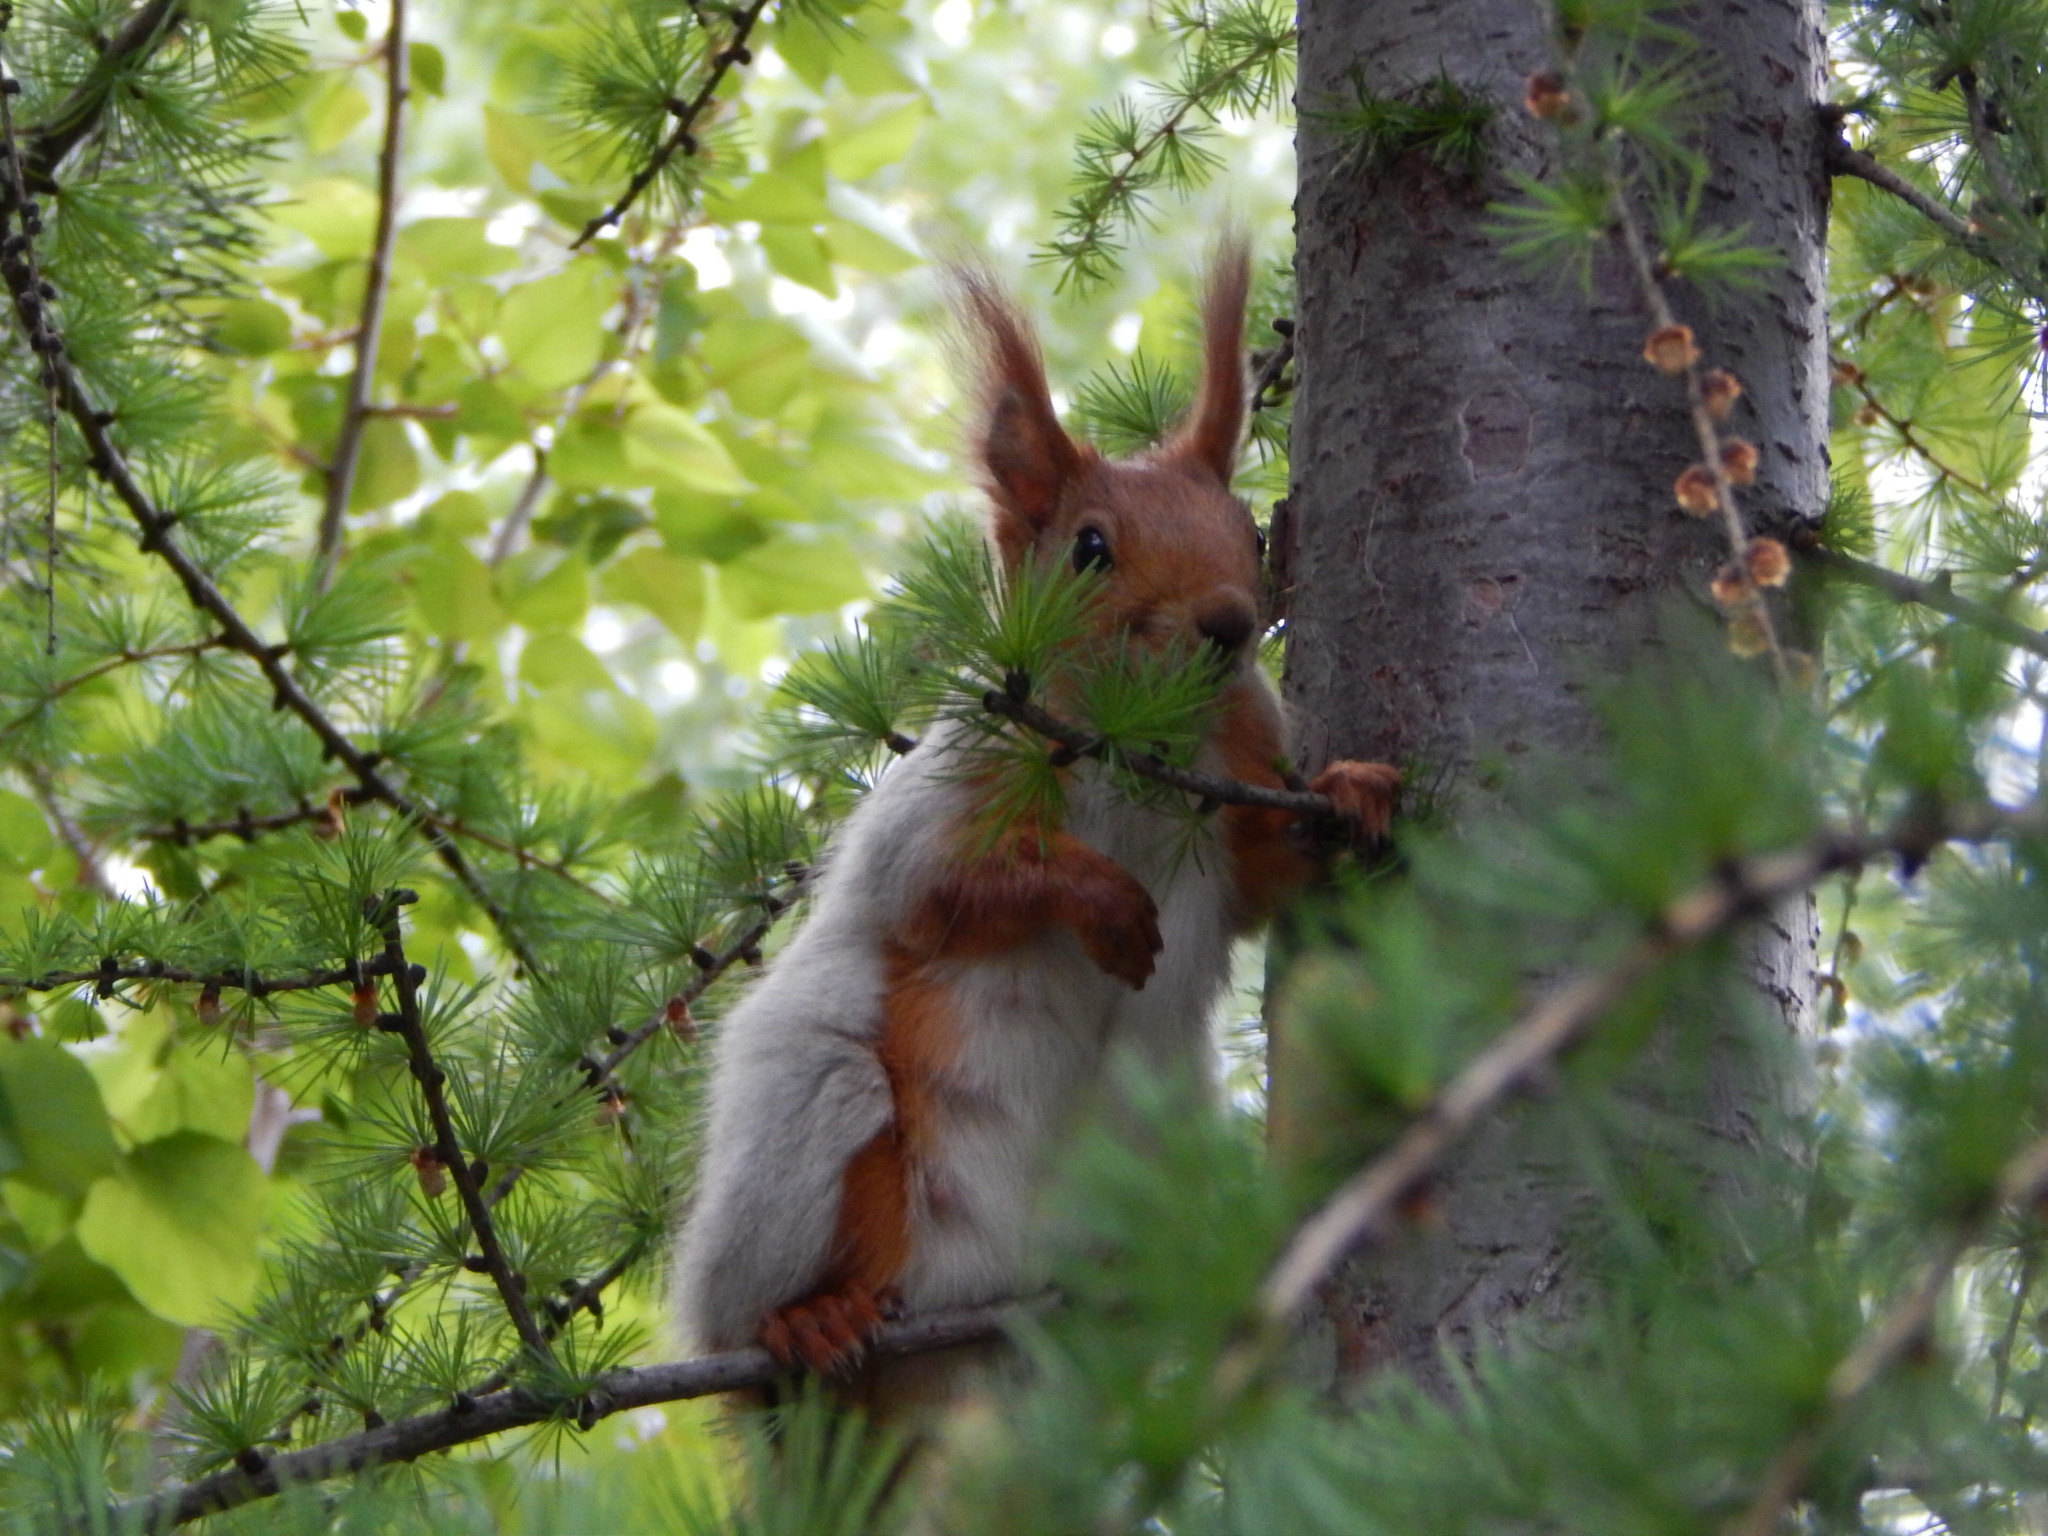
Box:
[758,950,946,1376]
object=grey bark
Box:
[1280,0,1827,1397]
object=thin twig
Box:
[1823,128,1980,247]
[582,867,809,1092]
[1792,532,2048,661]
[356,870,811,1346]
[464,1238,650,1399]
[1830,355,2000,500]
[568,0,773,250]
[0,960,360,1000]
[136,791,372,848]
[0,249,538,968]
[21,762,115,898]
[1042,28,1295,283]
[1959,73,2031,226]
[314,0,409,588]
[0,636,230,741]
[1724,1132,2048,1536]
[1989,1244,2038,1419]
[372,890,552,1360]
[490,210,682,567]
[979,688,1341,819]
[98,1302,1020,1532]
[130,796,608,901]
[1207,797,2048,1411]
[1607,182,1791,685]
[418,813,611,901]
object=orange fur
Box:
[902,823,1162,987]
[1167,242,1251,484]
[1216,681,1318,926]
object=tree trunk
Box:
[1278,0,1827,1398]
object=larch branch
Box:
[568,0,774,251]
[372,891,552,1360]
[100,1302,1018,1531]
[0,234,537,967]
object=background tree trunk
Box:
[1277,0,1829,1398]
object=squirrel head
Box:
[959,242,1263,664]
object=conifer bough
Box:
[98,1302,1019,1532]
[89,789,2048,1533]
[0,239,537,968]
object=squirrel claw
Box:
[1310,760,1401,842]
[759,1283,889,1377]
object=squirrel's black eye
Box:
[1254,528,1268,562]
[1073,526,1112,573]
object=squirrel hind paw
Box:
[759,1284,892,1377]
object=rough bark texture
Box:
[1281,0,1827,1398]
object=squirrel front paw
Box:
[1062,851,1163,990]
[1310,760,1401,842]
[759,1282,902,1376]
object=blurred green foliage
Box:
[5,0,2048,1532]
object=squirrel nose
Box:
[1196,596,1256,654]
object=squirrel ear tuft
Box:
[1169,237,1250,486]
[956,270,1084,559]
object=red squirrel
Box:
[673,243,1398,1382]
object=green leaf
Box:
[409,542,507,642]
[707,170,831,226]
[0,1101,21,1185]
[421,489,492,541]
[409,41,446,97]
[0,1039,119,1200]
[655,490,772,562]
[534,492,647,561]
[0,790,53,873]
[500,549,590,632]
[3,1179,65,1250]
[77,1134,270,1327]
[760,225,838,297]
[720,533,871,618]
[212,298,293,356]
[551,416,634,489]
[523,688,658,789]
[349,417,421,511]
[624,403,755,496]
[822,215,920,275]
[699,315,811,417]
[484,103,538,193]
[500,262,616,389]
[520,634,613,691]
[455,378,529,440]
[825,97,926,180]
[398,217,517,279]
[269,176,379,259]
[305,75,372,154]
[126,1042,256,1146]
[335,8,368,41]
[601,546,707,643]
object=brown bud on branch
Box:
[1643,324,1699,375]
[1673,464,1719,516]
[1700,368,1742,421]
